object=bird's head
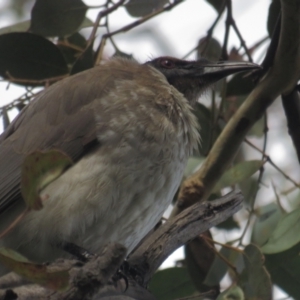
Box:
[145,56,260,104]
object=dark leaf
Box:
[21,150,73,210]
[267,0,281,37]
[204,247,240,286]
[30,0,88,37]
[248,115,265,137]
[0,32,68,86]
[223,95,246,121]
[185,232,220,294]
[239,244,272,300]
[197,37,222,61]
[194,102,220,156]
[224,96,264,137]
[58,33,87,66]
[0,17,93,36]
[226,72,257,97]
[149,267,197,300]
[125,0,168,17]
[251,202,282,247]
[265,242,300,299]
[70,42,94,75]
[216,285,244,300]
[16,102,27,112]
[205,0,224,12]
[216,216,240,230]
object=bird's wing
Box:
[0,59,137,214]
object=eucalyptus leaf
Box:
[0,248,69,290]
[213,160,263,192]
[149,267,197,300]
[262,208,300,254]
[251,202,282,246]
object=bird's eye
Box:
[160,59,175,69]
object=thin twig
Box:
[203,235,239,278]
[95,0,185,63]
[87,0,126,46]
[230,18,252,62]
[239,113,268,245]
[221,0,231,60]
[3,73,68,86]
[244,139,300,188]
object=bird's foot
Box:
[119,260,144,286]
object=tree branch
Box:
[128,190,243,285]
[171,0,300,216]
[0,191,243,299]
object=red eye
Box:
[160,59,175,68]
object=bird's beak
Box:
[196,60,260,82]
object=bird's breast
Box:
[2,66,200,262]
[33,131,188,259]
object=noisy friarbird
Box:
[0,57,258,274]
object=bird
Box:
[0,56,258,272]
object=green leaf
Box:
[251,202,283,246]
[239,245,272,300]
[149,267,197,300]
[238,178,258,207]
[204,246,240,286]
[125,0,168,17]
[213,160,264,193]
[216,285,244,300]
[0,247,30,263]
[0,248,69,290]
[265,242,300,299]
[30,0,88,37]
[194,103,220,156]
[21,150,73,210]
[248,116,265,137]
[261,207,300,254]
[185,233,219,293]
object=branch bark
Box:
[128,190,243,285]
[0,191,243,299]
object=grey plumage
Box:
[0,57,258,271]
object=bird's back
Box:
[0,58,200,262]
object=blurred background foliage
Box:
[0,0,299,299]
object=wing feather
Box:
[0,59,136,214]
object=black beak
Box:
[195,60,260,82]
[145,57,261,103]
